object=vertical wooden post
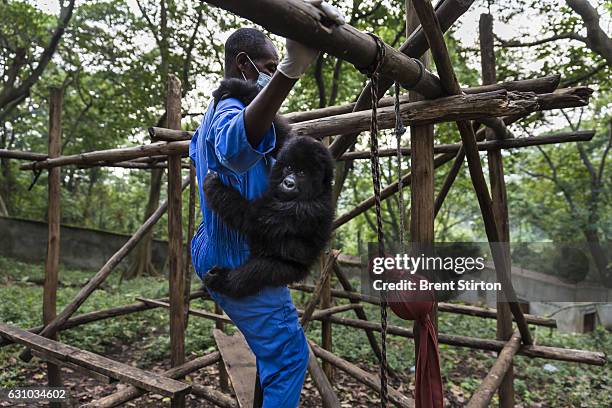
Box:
[166,74,185,408]
[480,13,515,408]
[44,86,63,407]
[184,163,196,329]
[407,0,437,342]
[320,253,333,379]
[321,135,333,379]
[215,301,230,392]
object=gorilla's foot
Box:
[203,266,230,293]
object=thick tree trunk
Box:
[0,191,7,216]
[122,168,164,280]
[0,153,15,215]
[81,168,100,223]
[583,228,611,287]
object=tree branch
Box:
[566,0,612,66]
[496,32,586,48]
[0,0,76,112]
[314,53,326,108]
[328,57,343,106]
[560,63,606,87]
[136,0,161,45]
[535,145,578,214]
[181,3,205,95]
[597,121,611,182]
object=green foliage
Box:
[0,1,610,277]
[1,257,611,404]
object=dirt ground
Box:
[0,339,459,407]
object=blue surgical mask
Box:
[242,54,272,89]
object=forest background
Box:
[0,0,609,284]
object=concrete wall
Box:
[0,216,168,272]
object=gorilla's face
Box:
[278,164,307,198]
[270,136,334,202]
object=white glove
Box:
[277,1,346,79]
[308,0,345,25]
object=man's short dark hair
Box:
[225,28,273,72]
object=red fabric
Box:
[373,260,443,408]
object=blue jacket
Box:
[189,96,277,279]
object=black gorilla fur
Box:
[203,135,335,298]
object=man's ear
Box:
[235,52,252,80]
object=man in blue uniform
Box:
[189,5,344,407]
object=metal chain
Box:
[366,33,388,408]
[394,81,406,247]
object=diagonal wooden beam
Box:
[300,251,339,331]
[0,324,191,399]
[411,0,533,344]
[333,263,386,367]
[200,0,443,98]
[333,152,457,229]
[89,352,229,408]
[18,176,191,362]
[310,341,414,408]
[465,331,522,408]
[329,0,477,158]
[0,291,207,348]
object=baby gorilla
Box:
[203,136,335,298]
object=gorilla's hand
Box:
[203,171,223,198]
[203,172,253,234]
[203,266,230,293]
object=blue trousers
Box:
[208,285,309,408]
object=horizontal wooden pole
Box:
[167,301,604,366]
[289,284,557,328]
[338,130,595,160]
[309,303,362,320]
[20,141,189,171]
[0,290,207,348]
[153,90,532,141]
[190,383,238,408]
[284,74,561,124]
[201,0,443,98]
[20,87,591,171]
[150,87,591,145]
[0,149,47,161]
[320,314,605,365]
[140,295,361,327]
[466,331,522,408]
[137,297,233,325]
[309,341,414,408]
[78,160,190,170]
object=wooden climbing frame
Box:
[0,1,607,407]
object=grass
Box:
[0,256,610,406]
